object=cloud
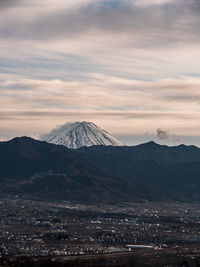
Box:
[1,74,200,113]
[1,0,200,46]
[157,128,181,142]
[157,128,170,140]
[0,0,199,85]
[0,0,21,9]
[133,0,175,6]
[1,74,200,124]
[0,0,200,82]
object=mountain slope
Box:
[78,141,200,170]
[40,121,124,149]
[0,137,159,203]
[77,142,200,199]
[2,137,200,202]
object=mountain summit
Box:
[40,121,124,149]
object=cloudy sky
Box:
[1,0,200,145]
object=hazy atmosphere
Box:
[1,0,200,146]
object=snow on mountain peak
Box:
[40,121,124,149]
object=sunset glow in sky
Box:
[1,0,200,145]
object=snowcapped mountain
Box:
[40,121,124,149]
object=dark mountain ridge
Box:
[78,141,200,165]
[1,136,200,202]
[77,142,200,200]
[0,137,159,203]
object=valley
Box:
[0,196,200,266]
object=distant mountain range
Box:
[78,142,200,200]
[0,137,157,203]
[40,121,124,149]
[1,136,200,203]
